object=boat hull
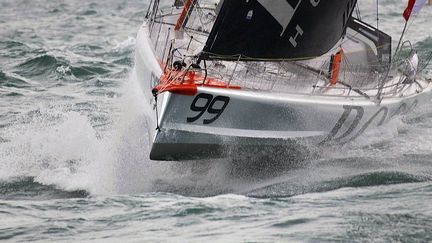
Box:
[134,23,432,161]
[147,87,427,160]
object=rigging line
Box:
[151,20,210,36]
[376,0,379,31]
[201,56,384,76]
[419,52,432,72]
[175,0,195,33]
[192,1,208,29]
[393,16,418,62]
[185,31,205,45]
[186,0,200,28]
[175,0,213,41]
[378,16,414,102]
[153,0,160,20]
[393,22,409,61]
[145,0,154,19]
[160,71,186,89]
[355,4,361,20]
[185,0,204,32]
[186,0,217,38]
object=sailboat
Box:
[134,0,432,161]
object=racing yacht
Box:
[133,0,432,160]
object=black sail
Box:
[201,0,358,61]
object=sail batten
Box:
[201,0,358,61]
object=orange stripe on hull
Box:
[153,62,241,96]
[154,84,198,96]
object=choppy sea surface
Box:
[1,0,432,242]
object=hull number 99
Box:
[187,93,230,124]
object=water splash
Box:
[0,106,116,194]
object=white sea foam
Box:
[0,107,115,194]
[113,36,136,52]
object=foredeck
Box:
[146,1,432,100]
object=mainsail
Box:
[201,0,358,61]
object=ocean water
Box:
[0,0,432,242]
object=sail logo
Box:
[256,0,321,47]
[256,0,302,36]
